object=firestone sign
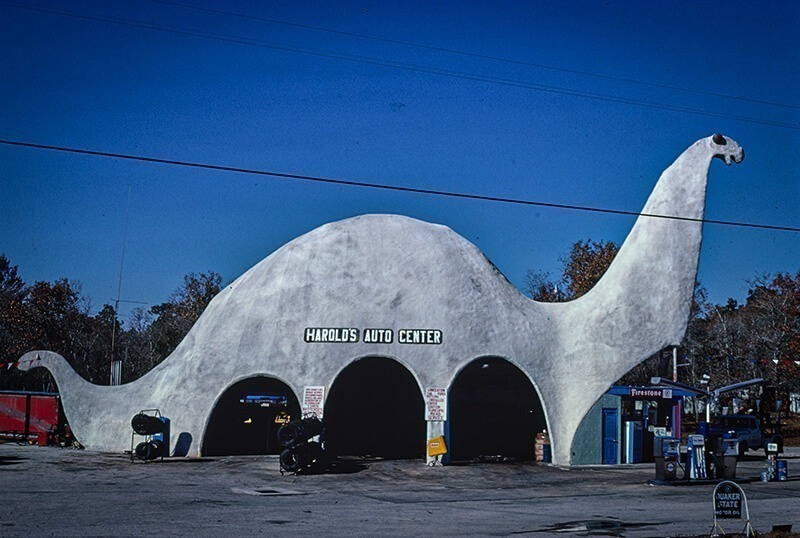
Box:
[304,327,442,345]
[629,387,673,400]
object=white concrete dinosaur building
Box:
[19,134,744,465]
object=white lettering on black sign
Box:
[304,328,359,343]
[714,482,744,519]
[303,328,442,345]
[629,388,673,400]
[398,329,442,345]
[363,328,393,344]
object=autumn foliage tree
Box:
[108,270,222,382]
[523,242,800,401]
[143,271,222,369]
[524,239,619,301]
[0,254,222,390]
[562,239,620,299]
[0,256,99,389]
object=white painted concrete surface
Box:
[18,135,744,464]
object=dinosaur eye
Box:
[713,133,727,145]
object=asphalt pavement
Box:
[1,442,798,537]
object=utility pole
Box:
[673,346,678,382]
[110,187,131,386]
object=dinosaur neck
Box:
[636,140,712,222]
[546,141,714,465]
[576,140,712,354]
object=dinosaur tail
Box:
[17,350,106,446]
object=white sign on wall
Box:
[425,387,448,421]
[302,386,325,418]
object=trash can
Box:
[777,460,788,481]
[717,456,737,479]
[716,438,739,479]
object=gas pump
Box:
[653,437,680,482]
[649,376,764,482]
[687,434,707,480]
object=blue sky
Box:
[1,0,798,323]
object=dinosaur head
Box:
[710,133,744,165]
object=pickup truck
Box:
[708,414,764,454]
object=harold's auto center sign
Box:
[304,327,442,345]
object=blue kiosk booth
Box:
[571,385,695,465]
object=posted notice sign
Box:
[302,386,325,418]
[425,388,447,421]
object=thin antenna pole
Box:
[110,186,131,385]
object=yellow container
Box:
[427,435,448,457]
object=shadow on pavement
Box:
[296,456,371,475]
[0,455,25,466]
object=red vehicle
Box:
[0,391,65,445]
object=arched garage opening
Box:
[448,357,546,462]
[203,376,300,456]
[324,357,425,459]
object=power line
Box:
[4,1,799,131]
[2,138,798,234]
[148,0,800,112]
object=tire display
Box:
[278,417,325,473]
[131,413,166,436]
[134,439,166,461]
[130,411,169,462]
